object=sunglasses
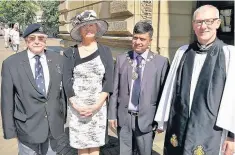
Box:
[27,35,47,42]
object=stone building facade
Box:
[58,1,234,60]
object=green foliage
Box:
[0,0,39,30]
[38,1,60,37]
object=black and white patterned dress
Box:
[68,49,107,149]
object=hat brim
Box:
[70,19,108,41]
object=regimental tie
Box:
[131,55,143,108]
[34,55,46,95]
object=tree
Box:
[0,1,39,31]
[38,1,60,37]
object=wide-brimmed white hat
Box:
[70,10,108,41]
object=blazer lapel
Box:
[45,51,53,98]
[21,51,43,95]
[127,51,134,92]
[141,51,155,92]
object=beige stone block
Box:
[106,17,134,36]
[134,14,142,25]
[151,36,192,48]
[133,14,153,26]
[158,47,179,62]
[97,1,111,19]
[151,14,192,37]
[98,36,132,49]
[109,46,132,58]
[153,1,195,15]
[110,1,134,17]
[59,1,69,13]
[134,1,154,23]
[59,24,70,34]
[68,1,84,10]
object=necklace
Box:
[126,52,156,80]
[79,45,97,52]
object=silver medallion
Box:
[132,71,138,80]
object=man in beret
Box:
[1,23,67,155]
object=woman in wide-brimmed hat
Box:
[63,10,114,155]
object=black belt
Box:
[128,111,139,116]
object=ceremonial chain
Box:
[126,52,156,80]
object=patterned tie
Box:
[34,55,46,95]
[131,55,143,108]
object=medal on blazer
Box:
[126,52,156,80]
[132,71,138,80]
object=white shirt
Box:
[27,50,50,94]
[189,53,207,113]
[128,50,149,111]
[10,29,20,44]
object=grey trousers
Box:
[118,113,153,155]
[18,139,56,155]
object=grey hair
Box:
[193,5,219,20]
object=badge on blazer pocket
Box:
[193,145,205,155]
[170,134,178,147]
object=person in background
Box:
[3,24,10,48]
[10,23,20,53]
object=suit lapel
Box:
[45,51,53,98]
[21,51,43,95]
[141,51,155,92]
[127,51,134,92]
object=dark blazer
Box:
[108,51,169,133]
[1,50,66,144]
[63,43,114,98]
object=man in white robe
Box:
[155,5,235,155]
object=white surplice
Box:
[154,45,235,155]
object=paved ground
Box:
[0,36,165,155]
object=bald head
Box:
[193,5,219,20]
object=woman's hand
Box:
[69,97,92,117]
[77,104,101,117]
[69,97,101,117]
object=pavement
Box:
[0,36,165,155]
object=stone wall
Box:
[58,0,196,61]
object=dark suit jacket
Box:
[108,51,169,133]
[1,50,66,144]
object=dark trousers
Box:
[18,130,57,155]
[118,112,153,155]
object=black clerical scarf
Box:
[164,38,227,155]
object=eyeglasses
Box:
[193,18,219,26]
[27,35,47,42]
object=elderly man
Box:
[1,23,66,155]
[108,21,169,155]
[155,5,235,155]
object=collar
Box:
[27,49,46,60]
[133,49,149,60]
[196,38,217,52]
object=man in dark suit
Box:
[108,21,170,155]
[1,23,66,155]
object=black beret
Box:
[22,23,45,38]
